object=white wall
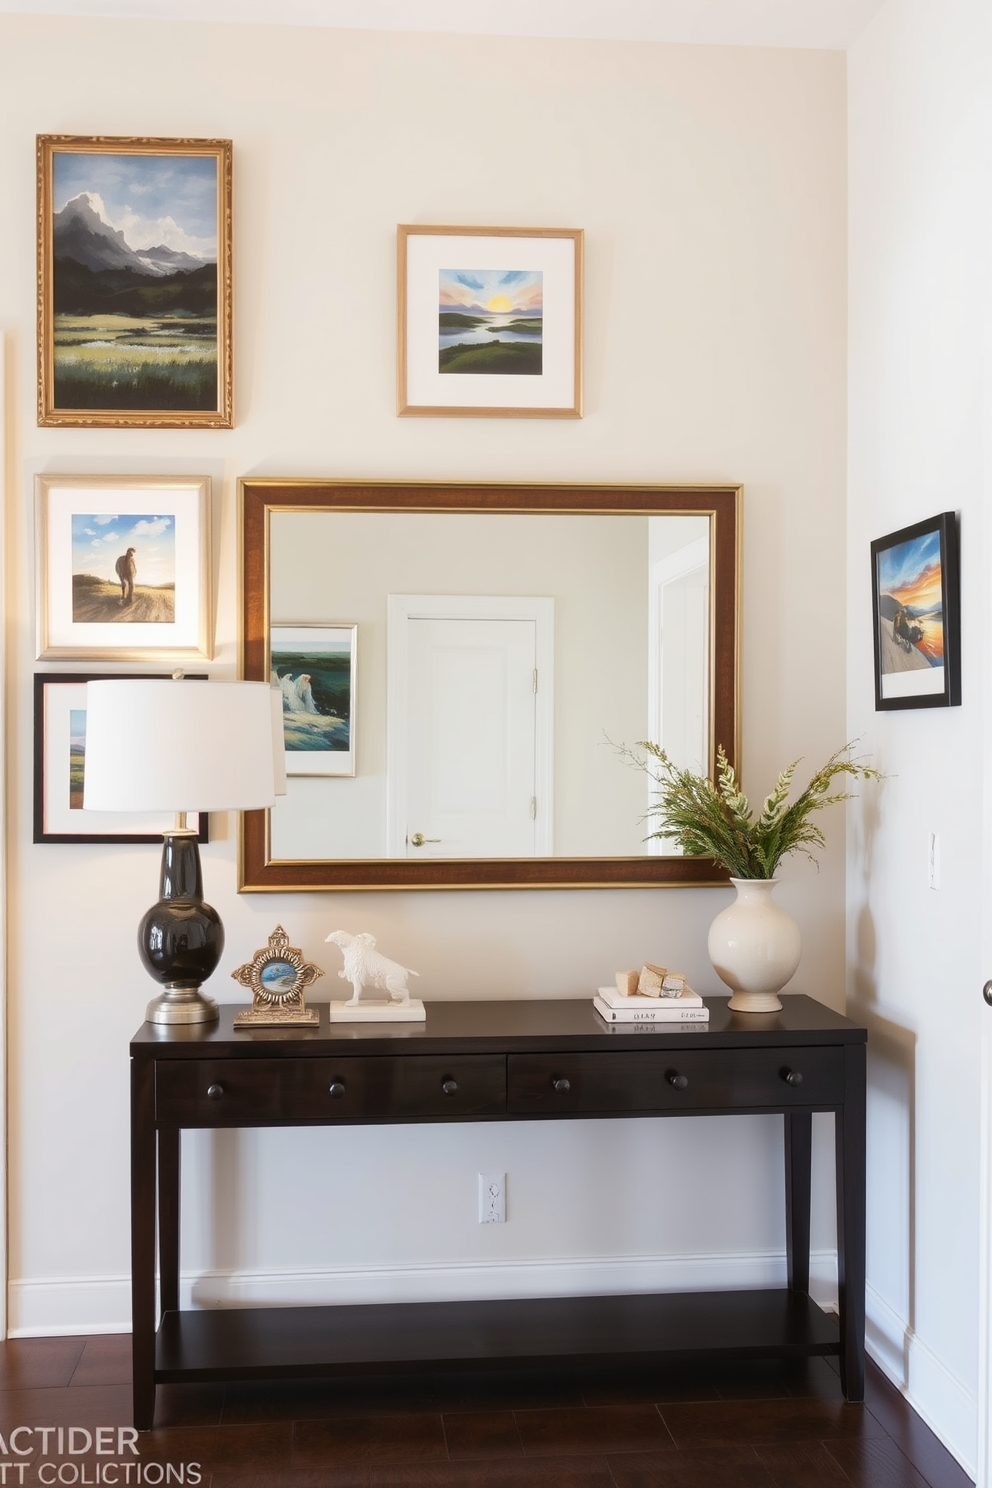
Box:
[847,0,992,1472]
[0,18,848,1336]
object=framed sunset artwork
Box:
[397,225,582,418]
[870,511,960,710]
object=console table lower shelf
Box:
[155,1289,840,1383]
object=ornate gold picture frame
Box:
[231,925,323,1027]
[37,135,233,428]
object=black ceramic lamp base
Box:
[139,831,224,1025]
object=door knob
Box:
[984,980,992,1008]
[409,832,441,847]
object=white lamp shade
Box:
[83,680,287,814]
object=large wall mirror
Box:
[239,481,740,891]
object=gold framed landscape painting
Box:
[37,135,233,427]
[35,475,213,661]
[398,225,583,418]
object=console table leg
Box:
[784,1111,812,1293]
[158,1128,181,1315]
[130,1058,158,1429]
[836,1044,867,1402]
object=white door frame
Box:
[0,336,8,1339]
[385,594,554,859]
[647,534,711,763]
[979,1006,991,1485]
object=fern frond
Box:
[617,740,882,878]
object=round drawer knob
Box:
[984,980,992,1008]
[328,1081,346,1099]
[552,1077,571,1094]
[782,1069,804,1087]
[441,1079,459,1096]
[667,1072,689,1090]
[206,1083,224,1101]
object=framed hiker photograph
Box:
[870,511,961,710]
[33,672,209,844]
[35,474,213,661]
[397,225,583,418]
[36,135,233,428]
[270,623,357,776]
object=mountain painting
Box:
[439,269,543,374]
[875,529,944,689]
[40,140,230,422]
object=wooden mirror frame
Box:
[239,480,740,891]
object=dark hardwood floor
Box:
[0,1334,973,1487]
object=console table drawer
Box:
[507,1047,845,1116]
[156,1055,507,1123]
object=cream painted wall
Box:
[847,0,991,1472]
[0,17,847,1333]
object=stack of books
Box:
[592,984,709,1024]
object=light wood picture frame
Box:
[37,135,233,428]
[398,225,582,419]
[35,475,213,661]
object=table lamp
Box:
[83,678,286,1026]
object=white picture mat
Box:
[40,479,208,654]
[880,665,945,699]
[405,232,577,410]
[42,680,201,836]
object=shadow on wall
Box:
[848,780,917,1388]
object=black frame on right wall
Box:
[870,510,961,711]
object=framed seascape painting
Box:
[397,225,582,418]
[270,624,357,776]
[37,135,233,428]
[35,475,213,661]
[34,673,208,843]
[871,511,961,710]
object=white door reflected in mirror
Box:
[387,596,554,858]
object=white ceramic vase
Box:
[707,878,801,1013]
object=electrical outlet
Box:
[479,1172,506,1224]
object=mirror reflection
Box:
[267,511,710,861]
[239,482,739,891]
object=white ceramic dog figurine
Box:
[325,930,420,1005]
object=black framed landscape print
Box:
[871,511,960,710]
[37,135,233,428]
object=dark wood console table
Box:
[130,995,866,1428]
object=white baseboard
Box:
[8,1276,132,1336]
[9,1248,838,1336]
[866,1281,977,1479]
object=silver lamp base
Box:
[146,984,220,1025]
